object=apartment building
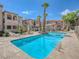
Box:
[46,20,64,31]
[22,19,34,26]
[22,19,34,31]
[0,4,23,32]
[0,5,3,31]
[22,19,64,31]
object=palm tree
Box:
[27,21,30,34]
[37,16,41,31]
[42,2,49,32]
[2,12,5,33]
[33,20,36,31]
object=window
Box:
[13,26,17,29]
[7,14,12,20]
[13,16,17,20]
[7,25,11,29]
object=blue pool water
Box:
[11,32,65,59]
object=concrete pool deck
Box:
[0,31,79,59]
[0,32,40,59]
[47,31,79,59]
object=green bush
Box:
[0,31,4,36]
[3,32,9,37]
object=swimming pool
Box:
[11,32,65,59]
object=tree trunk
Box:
[67,22,70,31]
[2,12,5,33]
[27,25,30,34]
[39,22,41,31]
[43,8,46,32]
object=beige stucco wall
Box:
[3,12,23,32]
[0,5,3,31]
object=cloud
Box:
[61,9,71,15]
[22,10,34,15]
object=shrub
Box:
[0,31,4,36]
[3,32,9,37]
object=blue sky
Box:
[0,0,79,20]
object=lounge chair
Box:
[9,32,20,37]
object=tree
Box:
[33,20,36,31]
[27,21,31,34]
[42,2,49,32]
[62,12,76,30]
[75,10,79,26]
[17,25,25,34]
[37,16,41,31]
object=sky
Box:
[0,0,79,20]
